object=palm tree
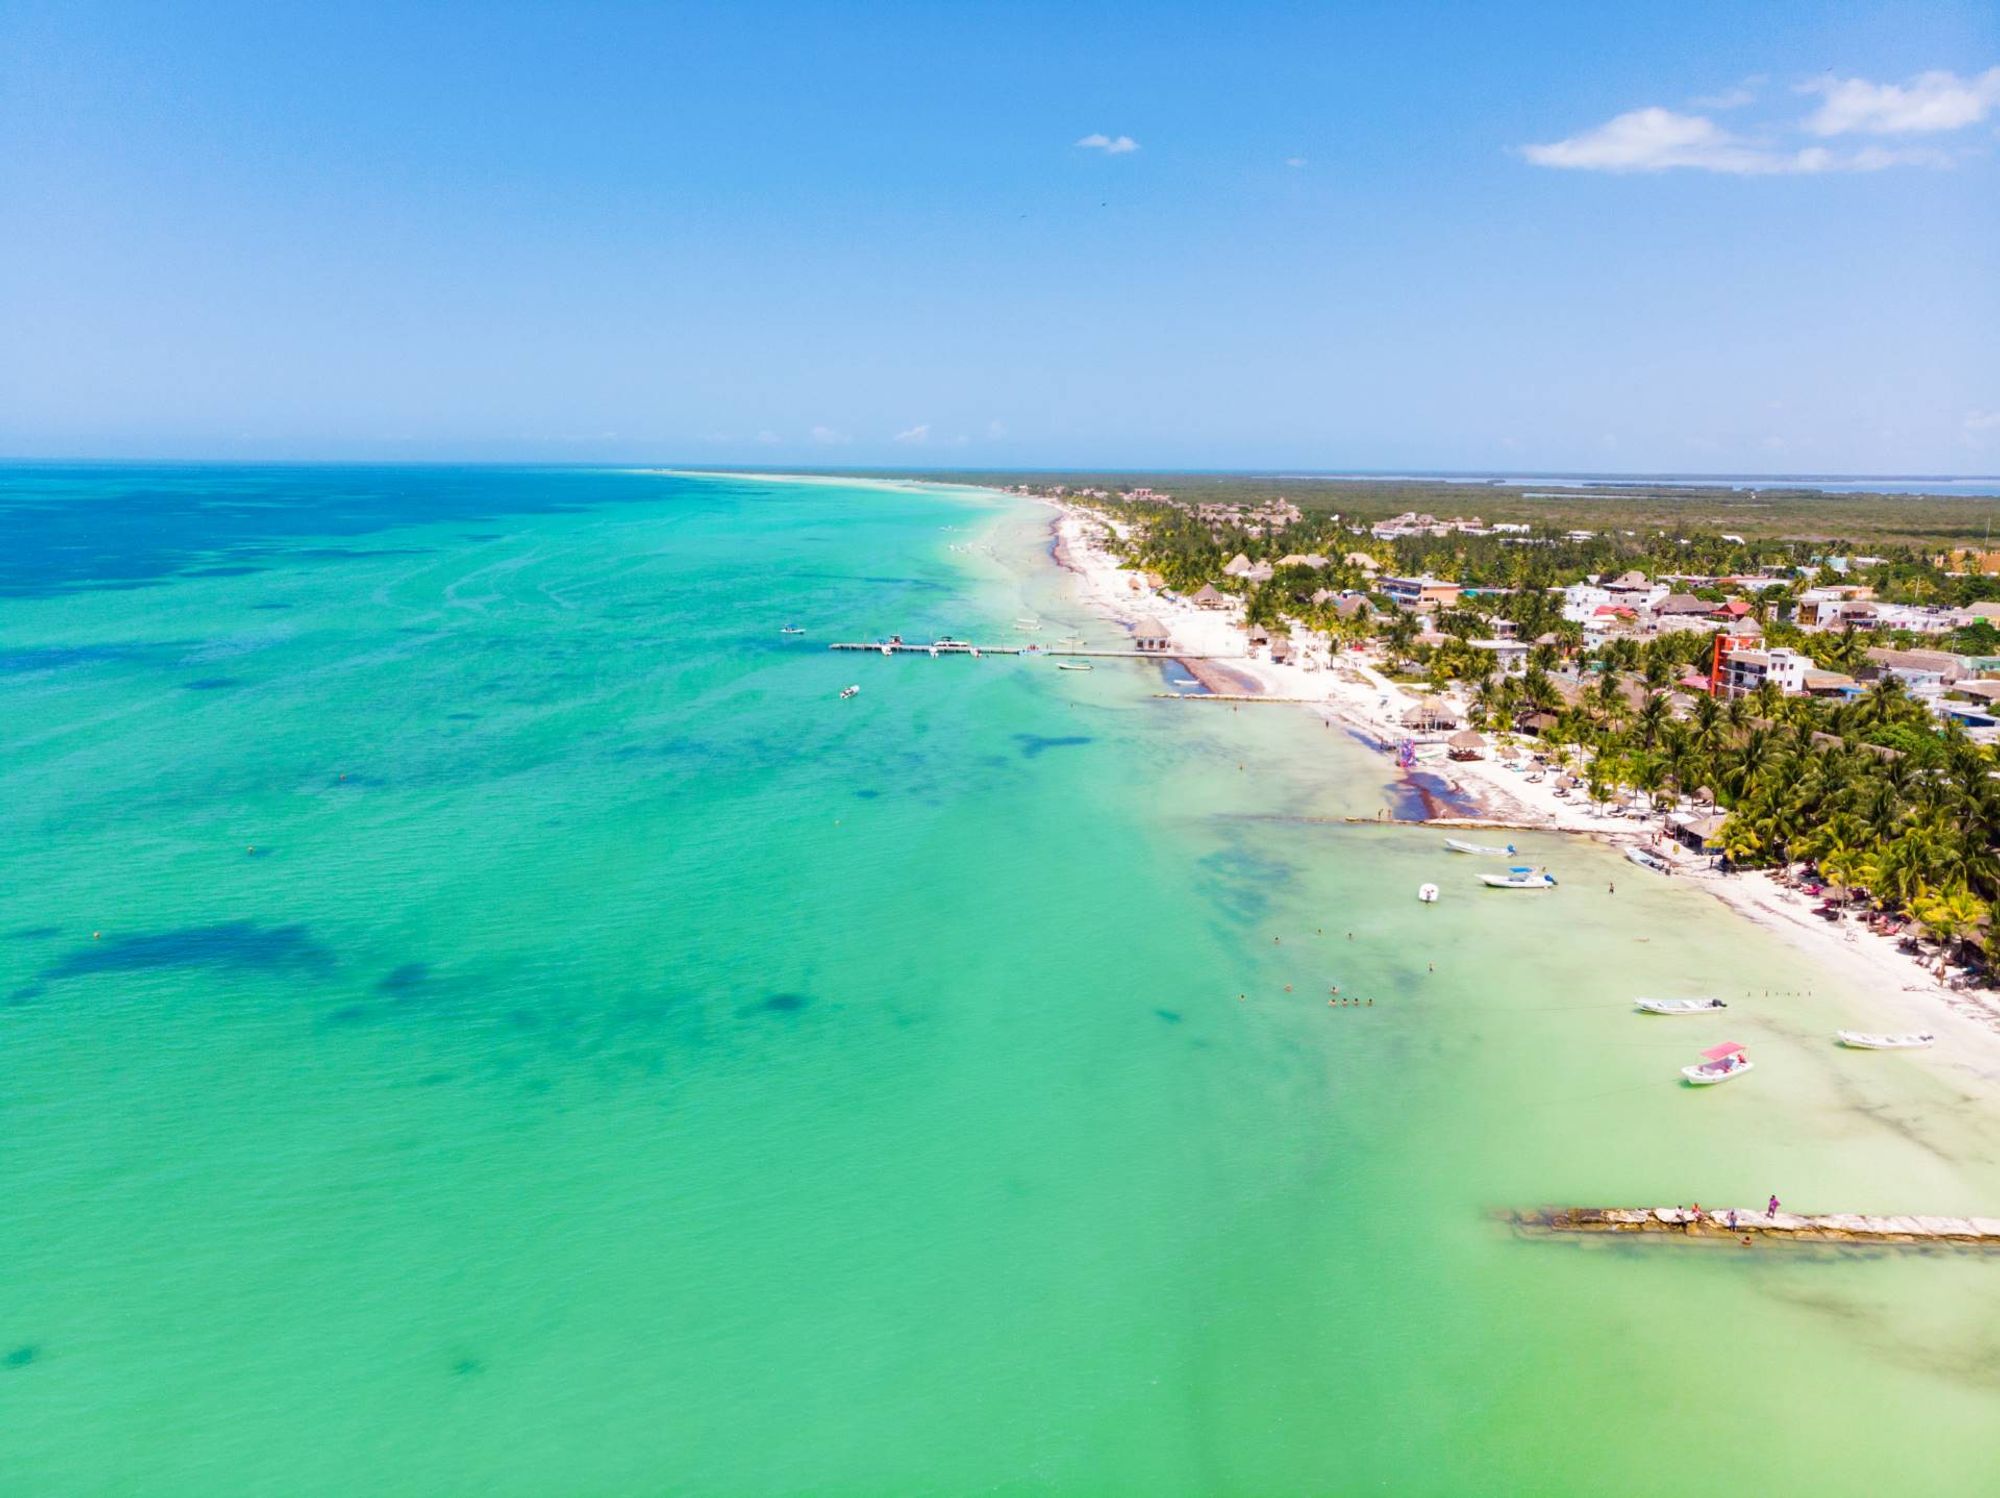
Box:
[1689,693,1723,754]
[1912,884,1990,977]
[1634,691,1669,749]
[1717,813,1765,870]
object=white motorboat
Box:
[1056,662,1093,672]
[1635,997,1726,1016]
[839,684,860,700]
[1836,1031,1936,1050]
[1481,867,1557,889]
[1624,846,1672,874]
[1445,837,1515,855]
[1682,1042,1752,1084]
[1417,883,1440,903]
[780,625,805,635]
[879,644,893,656]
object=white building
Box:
[1716,647,1810,699]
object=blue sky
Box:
[3,0,1996,473]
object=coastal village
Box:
[1021,482,2000,1037]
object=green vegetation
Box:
[848,468,2000,546]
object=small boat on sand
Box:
[1624,846,1671,874]
[839,685,860,700]
[1837,1031,1935,1050]
[1056,662,1092,672]
[1682,1041,1752,1084]
[1635,997,1726,1015]
[1481,867,1556,889]
[1445,837,1515,855]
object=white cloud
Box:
[1802,67,2000,136]
[1522,105,1949,174]
[1075,133,1139,155]
[1690,75,1765,110]
[809,425,850,445]
[754,429,781,446]
[1284,156,1308,168]
[893,424,930,445]
[1523,108,1782,173]
[1966,410,2000,431]
[985,419,1008,440]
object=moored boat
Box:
[1481,866,1556,889]
[1836,1031,1936,1050]
[1624,846,1671,874]
[780,625,805,635]
[1682,1041,1752,1084]
[1635,997,1726,1015]
[1056,661,1092,672]
[839,684,860,699]
[1445,837,1515,855]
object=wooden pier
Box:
[1152,692,1322,704]
[828,642,1244,661]
[1506,1205,2000,1249]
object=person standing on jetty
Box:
[1767,1194,1781,1219]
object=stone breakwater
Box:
[1507,1206,2000,1248]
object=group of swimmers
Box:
[1231,926,1398,1008]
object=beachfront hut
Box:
[1247,624,1271,647]
[1668,811,1729,853]
[1269,633,1293,664]
[1515,711,1559,737]
[1401,698,1458,732]
[1447,728,1486,761]
[1192,584,1228,610]
[1132,617,1172,652]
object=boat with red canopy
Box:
[1681,1041,1752,1085]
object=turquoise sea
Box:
[3,465,1999,1495]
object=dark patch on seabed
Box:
[1193,842,1295,924]
[181,676,239,691]
[184,564,266,577]
[1014,733,1093,758]
[3,1345,37,1369]
[41,921,334,981]
[745,991,811,1017]
[1378,771,1484,822]
[377,961,432,995]
[7,925,61,941]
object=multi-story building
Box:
[1716,646,1810,699]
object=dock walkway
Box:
[1507,1205,2000,1248]
[828,642,1244,660]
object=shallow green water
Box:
[3,467,1997,1494]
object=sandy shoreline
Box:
[1042,499,2000,1058]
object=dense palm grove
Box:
[1097,498,2000,972]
